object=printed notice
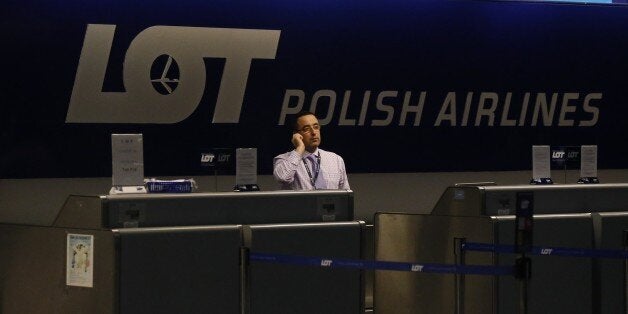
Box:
[235,148,257,185]
[532,145,551,180]
[111,134,144,187]
[66,234,94,287]
[580,145,598,178]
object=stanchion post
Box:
[515,192,534,314]
[240,246,250,314]
[515,256,531,314]
[454,237,466,314]
[623,230,628,314]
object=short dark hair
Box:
[290,110,317,132]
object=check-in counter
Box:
[0,190,362,314]
[432,183,628,216]
[374,183,628,314]
[57,190,354,229]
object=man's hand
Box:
[292,133,305,154]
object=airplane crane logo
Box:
[150,54,180,95]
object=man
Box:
[273,111,350,190]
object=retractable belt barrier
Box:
[463,242,628,259]
[249,241,627,276]
[249,252,514,276]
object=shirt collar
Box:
[305,148,320,158]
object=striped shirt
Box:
[273,148,350,190]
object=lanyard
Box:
[303,153,321,187]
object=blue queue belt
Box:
[463,242,628,259]
[249,252,514,276]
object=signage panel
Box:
[2,1,628,178]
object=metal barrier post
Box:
[454,237,466,314]
[515,256,531,314]
[240,246,250,314]
[624,230,628,314]
[515,192,534,314]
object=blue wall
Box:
[2,0,628,178]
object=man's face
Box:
[296,114,321,152]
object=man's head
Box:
[292,111,321,153]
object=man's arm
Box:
[338,156,350,189]
[273,150,302,184]
[274,133,306,184]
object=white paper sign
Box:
[235,148,257,185]
[111,134,144,187]
[580,145,598,178]
[66,234,94,287]
[532,145,551,180]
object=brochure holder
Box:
[529,177,553,185]
[578,145,599,184]
[110,186,147,194]
[530,145,553,185]
[234,148,259,192]
[110,134,147,194]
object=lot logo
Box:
[200,149,233,169]
[320,259,333,267]
[551,145,582,169]
[411,264,424,272]
[200,153,215,163]
[66,24,280,124]
[552,151,565,159]
[540,248,553,255]
[151,55,180,95]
